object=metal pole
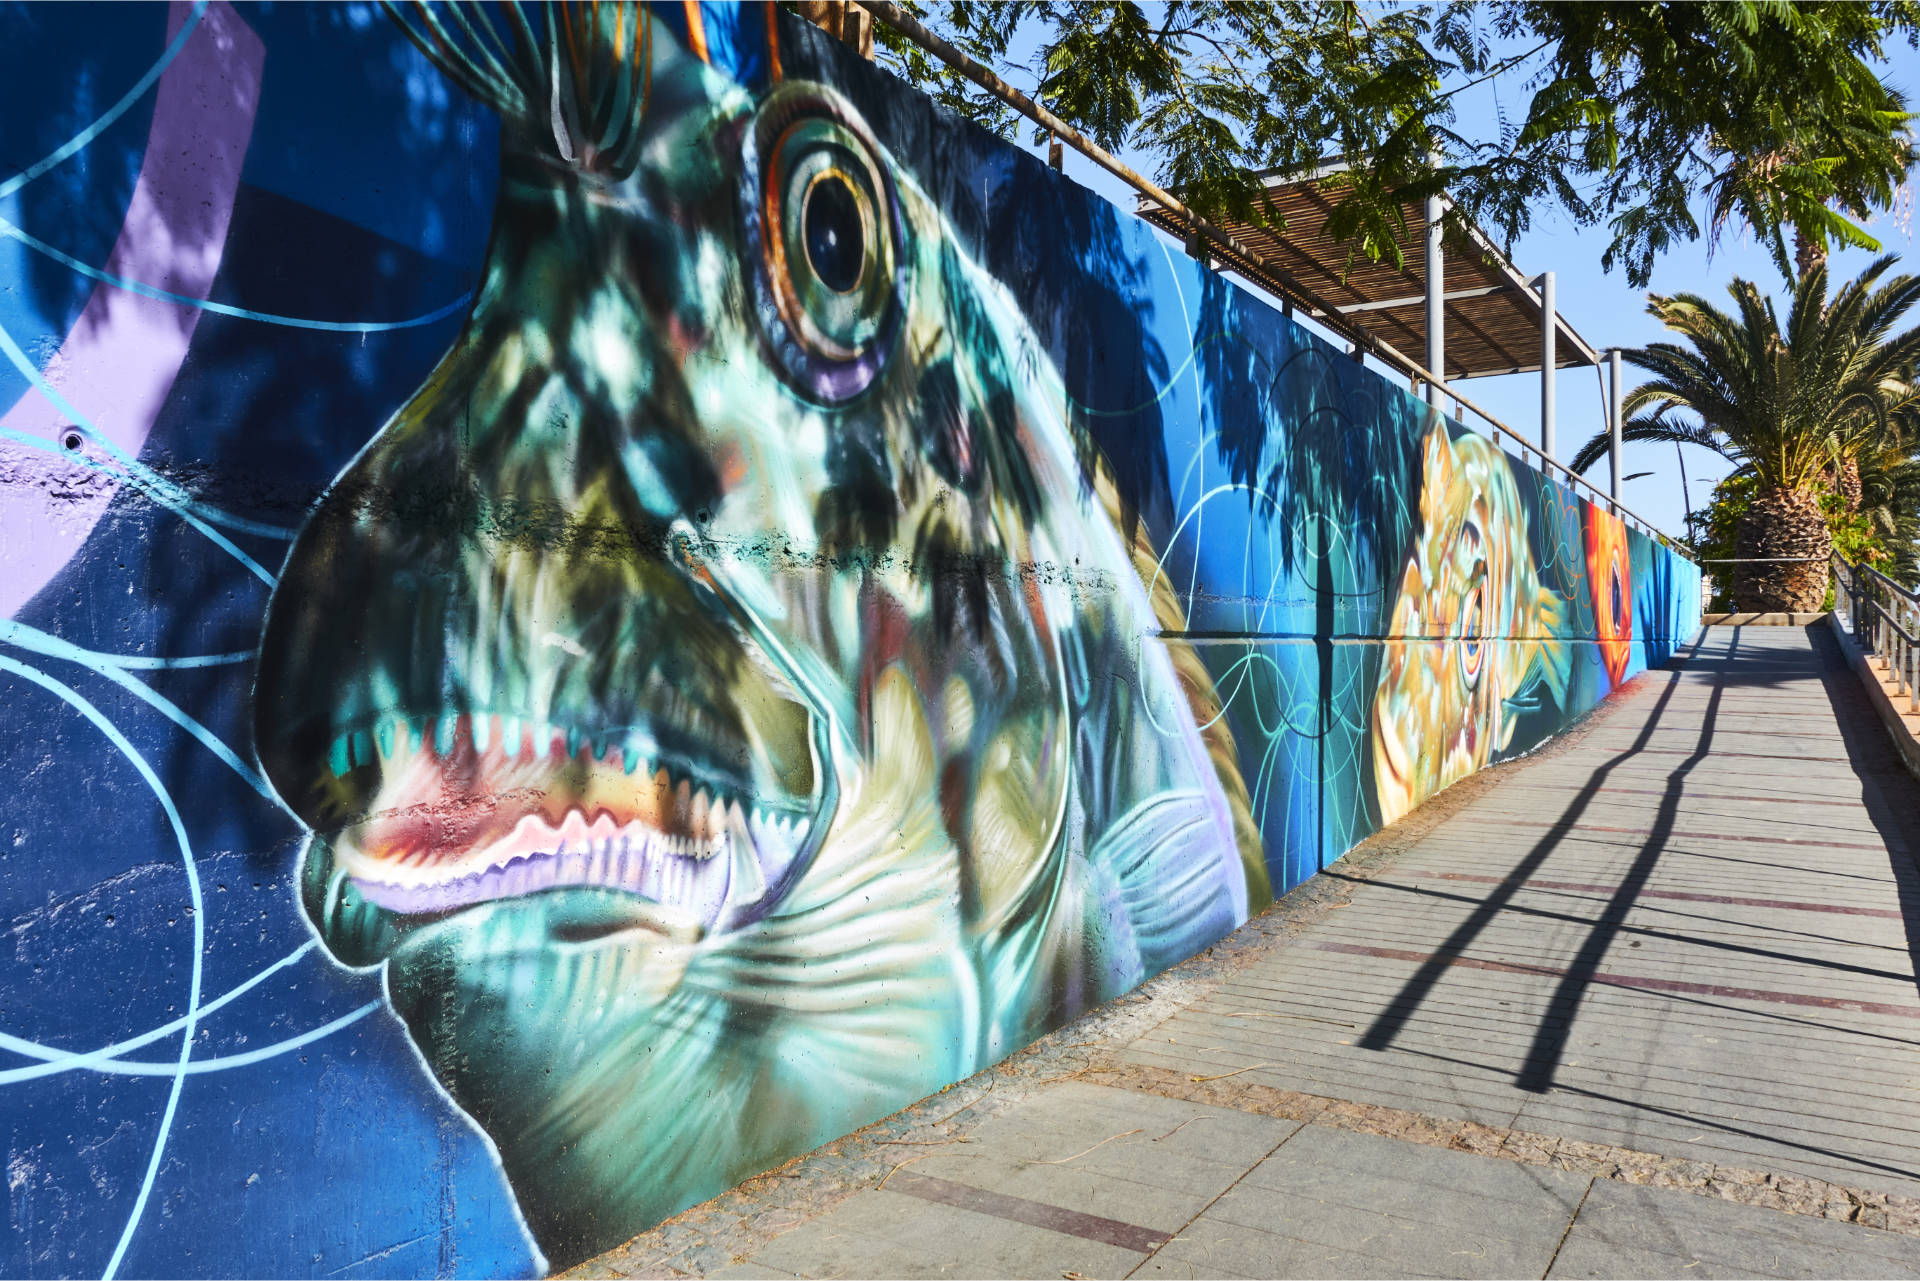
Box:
[1608,348,1623,506]
[1425,159,1444,409]
[1539,271,1556,464]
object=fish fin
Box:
[1087,790,1241,977]
[1089,462,1272,913]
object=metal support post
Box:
[1425,166,1444,408]
[1608,348,1623,507]
[1539,271,1556,463]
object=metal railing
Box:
[863,1,1695,563]
[1832,551,1920,713]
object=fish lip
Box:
[304,699,828,959]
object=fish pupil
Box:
[804,173,864,293]
[1610,568,1623,626]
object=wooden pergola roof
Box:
[1136,167,1600,380]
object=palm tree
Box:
[1851,426,1920,585]
[1573,258,1920,611]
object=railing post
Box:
[1539,272,1556,464]
[1425,158,1445,410]
[1910,606,1919,712]
[1608,348,1623,507]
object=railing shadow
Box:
[1356,628,1721,1057]
[1511,627,1731,1091]
[1806,622,1920,998]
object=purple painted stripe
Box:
[884,1170,1168,1253]
[1409,870,1904,920]
[1310,941,1920,1020]
[0,2,263,619]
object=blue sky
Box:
[986,14,1920,543]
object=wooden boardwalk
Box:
[581,624,1920,1280]
[1126,624,1920,1198]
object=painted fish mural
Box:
[1370,423,1569,826]
[0,4,1701,1275]
[251,6,1265,1266]
[1585,504,1635,687]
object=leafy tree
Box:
[864,1,1919,287]
[1570,259,1920,610]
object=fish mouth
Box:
[306,697,822,954]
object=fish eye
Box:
[1609,565,1624,628]
[804,172,864,292]
[743,86,907,403]
[1459,582,1485,687]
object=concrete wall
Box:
[0,4,1701,1275]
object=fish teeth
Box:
[727,821,767,904]
[503,717,522,757]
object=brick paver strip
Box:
[1445,815,1900,852]
[881,1169,1169,1253]
[1307,939,1920,1019]
[1405,870,1909,919]
[1086,1062,1920,1237]
[1506,783,1869,809]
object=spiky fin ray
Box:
[382,1,661,176]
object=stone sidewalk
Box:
[576,626,1920,1280]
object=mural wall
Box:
[0,3,1700,1275]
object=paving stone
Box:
[1566,1179,1920,1278]
[746,1189,1142,1280]
[1240,1124,1591,1225]
[1545,1235,1778,1280]
[901,1149,1215,1234]
[1139,1216,1428,1280]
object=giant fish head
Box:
[1370,424,1566,826]
[253,8,1256,1268]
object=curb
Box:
[1827,612,1920,783]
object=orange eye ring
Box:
[741,84,908,403]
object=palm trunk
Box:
[1733,485,1831,612]
[1794,227,1827,280]
[1835,455,1862,511]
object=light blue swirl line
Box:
[7,1003,381,1077]
[0,3,209,201]
[0,216,475,333]
[0,424,294,542]
[0,943,317,1084]
[0,619,274,800]
[0,655,204,1281]
[0,322,279,585]
[63,648,252,670]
